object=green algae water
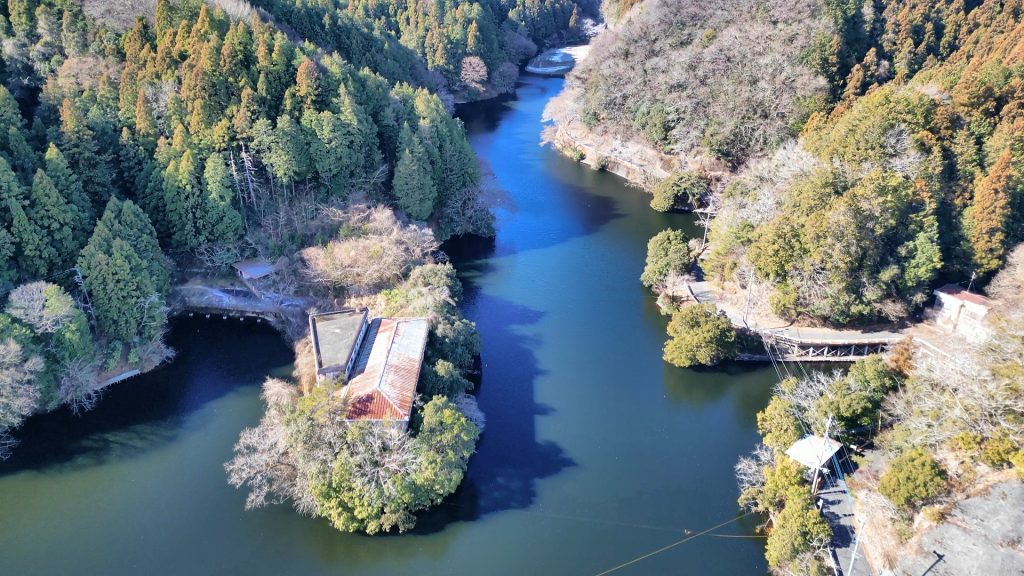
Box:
[0,75,772,575]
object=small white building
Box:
[786,435,843,471]
[232,258,280,299]
[309,309,370,383]
[931,284,993,344]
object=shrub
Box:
[879,448,946,509]
[662,303,737,367]
[1011,450,1024,480]
[923,505,946,524]
[104,340,123,371]
[980,432,1019,468]
[421,359,473,398]
[641,229,692,288]
[650,171,707,212]
[758,394,803,452]
[765,487,832,568]
[949,432,983,455]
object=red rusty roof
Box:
[343,317,428,423]
[935,284,992,307]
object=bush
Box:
[757,394,803,452]
[650,171,707,212]
[1011,450,1024,480]
[421,359,473,398]
[879,448,946,509]
[949,432,983,455]
[765,487,832,568]
[104,340,123,371]
[641,229,692,288]
[662,303,737,367]
[981,432,1019,468]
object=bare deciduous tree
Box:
[886,357,1024,448]
[490,62,519,95]
[58,356,102,415]
[774,370,844,432]
[338,423,420,499]
[225,378,302,510]
[735,443,775,511]
[301,205,437,293]
[226,378,347,515]
[454,393,486,433]
[459,56,488,93]
[136,335,176,370]
[6,281,76,334]
[0,339,43,450]
[0,430,17,460]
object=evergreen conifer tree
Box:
[78,198,168,344]
[202,152,244,242]
[393,125,437,220]
[968,149,1017,275]
[27,169,74,272]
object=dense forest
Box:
[0,0,579,531]
[707,0,1024,324]
[738,251,1023,574]
[0,0,482,452]
[563,0,1024,572]
[249,0,594,99]
[578,0,1024,325]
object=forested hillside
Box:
[568,0,1024,571]
[0,0,579,468]
[707,0,1024,324]
[249,0,594,100]
[570,0,832,166]
[571,0,1024,326]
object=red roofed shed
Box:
[342,317,429,430]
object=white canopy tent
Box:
[785,435,842,470]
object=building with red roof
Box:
[309,310,429,430]
[931,284,993,344]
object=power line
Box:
[594,511,755,576]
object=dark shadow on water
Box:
[455,75,625,259]
[0,317,293,476]
[455,88,520,134]
[662,360,776,432]
[410,238,575,534]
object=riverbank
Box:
[525,45,592,75]
[0,72,774,575]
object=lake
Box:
[0,74,773,575]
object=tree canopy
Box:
[662,303,737,368]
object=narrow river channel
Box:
[0,74,774,575]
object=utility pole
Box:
[847,518,865,576]
[72,266,96,330]
[742,268,754,329]
[812,415,834,496]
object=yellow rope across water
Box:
[593,511,756,576]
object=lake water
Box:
[0,74,773,575]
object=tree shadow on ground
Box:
[0,317,293,476]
